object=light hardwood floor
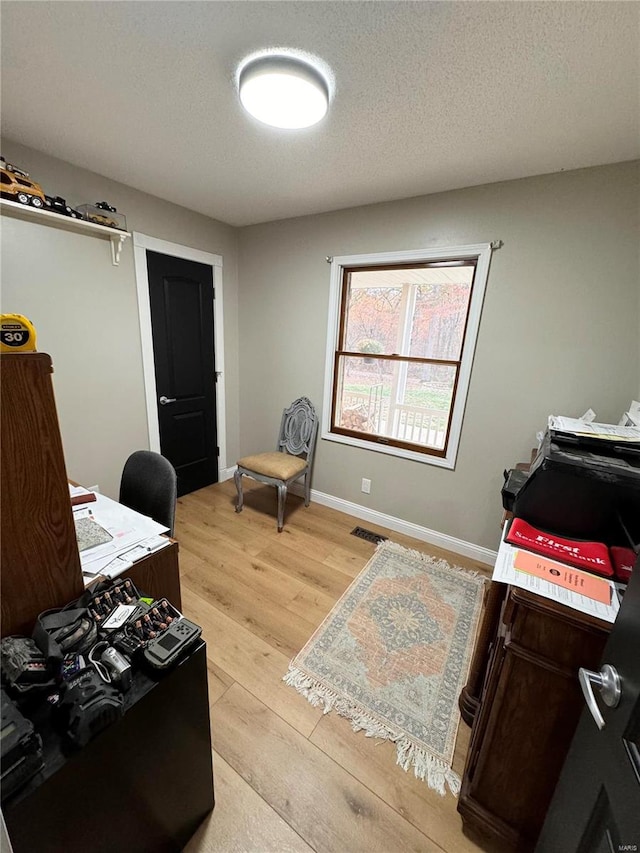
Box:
[179,479,493,853]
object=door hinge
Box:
[216,446,220,456]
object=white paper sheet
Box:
[491,534,620,623]
[548,416,640,442]
[85,536,172,583]
[69,484,94,499]
[77,492,169,582]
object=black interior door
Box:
[536,558,640,852]
[146,250,218,497]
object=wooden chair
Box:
[234,397,318,532]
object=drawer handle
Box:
[578,664,621,730]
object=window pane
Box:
[344,273,402,354]
[343,266,473,361]
[334,356,456,451]
[410,269,474,360]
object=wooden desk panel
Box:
[0,352,182,637]
[1,354,84,637]
[124,541,182,610]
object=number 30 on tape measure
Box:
[0,314,37,352]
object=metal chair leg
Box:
[304,471,311,507]
[234,469,244,513]
[277,483,287,532]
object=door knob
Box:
[159,395,176,406]
[578,664,621,730]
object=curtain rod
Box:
[326,241,503,263]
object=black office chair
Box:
[119,450,177,536]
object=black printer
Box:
[512,430,640,547]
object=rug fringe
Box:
[283,665,461,797]
[375,538,483,580]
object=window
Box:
[323,244,493,468]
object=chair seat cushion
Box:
[237,452,307,480]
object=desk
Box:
[3,641,214,853]
[72,483,182,610]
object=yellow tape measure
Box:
[0,314,38,352]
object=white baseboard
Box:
[289,483,497,566]
[225,466,495,565]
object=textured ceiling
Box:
[2,2,638,226]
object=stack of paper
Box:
[492,529,620,623]
[69,486,171,584]
[548,415,640,443]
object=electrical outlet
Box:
[361,478,371,494]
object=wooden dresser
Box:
[457,582,610,851]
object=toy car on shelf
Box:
[0,156,46,209]
[76,201,126,231]
[44,196,83,219]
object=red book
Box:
[610,546,636,583]
[506,517,614,577]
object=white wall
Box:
[237,161,640,551]
[2,143,638,553]
[0,140,239,499]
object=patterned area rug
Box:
[284,540,485,796]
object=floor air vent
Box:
[350,526,388,545]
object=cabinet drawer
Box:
[504,588,609,667]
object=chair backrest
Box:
[277,397,319,462]
[119,450,177,536]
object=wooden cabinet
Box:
[458,583,610,851]
[1,353,84,636]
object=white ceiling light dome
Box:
[238,53,330,129]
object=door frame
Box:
[132,232,228,480]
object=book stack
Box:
[506,517,635,584]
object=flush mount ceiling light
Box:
[238,55,329,129]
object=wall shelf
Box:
[0,198,131,265]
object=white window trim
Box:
[132,232,227,476]
[322,242,493,469]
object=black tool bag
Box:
[0,688,44,800]
[32,604,97,672]
[55,667,123,748]
[0,636,57,703]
